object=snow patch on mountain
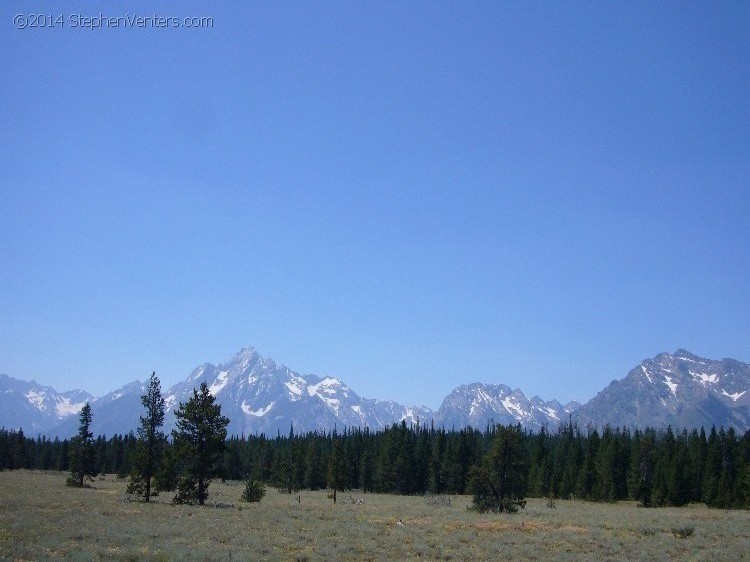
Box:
[691,371,718,385]
[164,395,176,411]
[308,377,343,397]
[25,390,45,409]
[208,371,229,395]
[721,390,746,402]
[663,376,677,396]
[54,396,87,417]
[243,401,274,416]
[502,397,524,417]
[540,406,559,420]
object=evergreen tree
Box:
[554,421,582,499]
[171,382,229,505]
[327,436,349,494]
[127,372,167,502]
[527,427,553,497]
[13,429,26,469]
[714,427,740,508]
[685,427,707,502]
[702,426,722,506]
[358,432,375,493]
[223,437,246,481]
[468,424,527,513]
[628,428,658,505]
[303,435,325,490]
[67,403,98,487]
[393,421,416,494]
[428,428,446,493]
[738,430,750,508]
[578,428,600,499]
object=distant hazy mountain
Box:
[5,347,749,438]
[0,374,93,433]
[573,349,750,430]
[433,382,581,431]
[160,347,431,437]
[51,380,147,439]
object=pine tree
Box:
[702,426,721,506]
[171,382,229,505]
[302,435,324,490]
[358,432,375,493]
[685,427,707,502]
[578,428,599,499]
[327,436,349,495]
[527,427,552,497]
[468,424,528,513]
[127,372,167,502]
[554,421,581,499]
[67,403,98,487]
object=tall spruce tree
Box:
[67,403,98,487]
[171,382,229,505]
[127,372,166,502]
[468,424,528,513]
[327,436,349,495]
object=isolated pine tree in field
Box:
[127,372,166,502]
[241,478,266,502]
[468,424,527,513]
[171,382,229,505]
[67,403,98,487]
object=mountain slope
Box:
[573,349,750,430]
[0,374,92,433]
[12,347,750,438]
[51,380,147,439]
[162,347,431,436]
[433,382,580,431]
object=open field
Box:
[1,471,748,561]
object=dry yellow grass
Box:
[1,470,748,561]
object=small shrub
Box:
[172,476,198,505]
[425,492,451,507]
[672,526,695,539]
[65,475,83,488]
[241,479,266,503]
[546,492,556,509]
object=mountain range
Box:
[1,347,748,438]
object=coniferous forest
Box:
[1,420,749,509]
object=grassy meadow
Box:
[1,470,748,561]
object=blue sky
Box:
[1,1,748,409]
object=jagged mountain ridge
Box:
[0,374,93,432]
[161,347,432,437]
[50,380,148,439]
[3,348,749,437]
[435,382,581,431]
[573,349,750,430]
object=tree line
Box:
[2,376,749,509]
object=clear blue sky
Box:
[1,1,748,409]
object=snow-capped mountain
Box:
[51,380,147,439]
[0,374,93,433]
[573,349,750,430]
[434,382,581,431]
[6,347,750,438]
[161,347,431,436]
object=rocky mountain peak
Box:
[3,348,748,438]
